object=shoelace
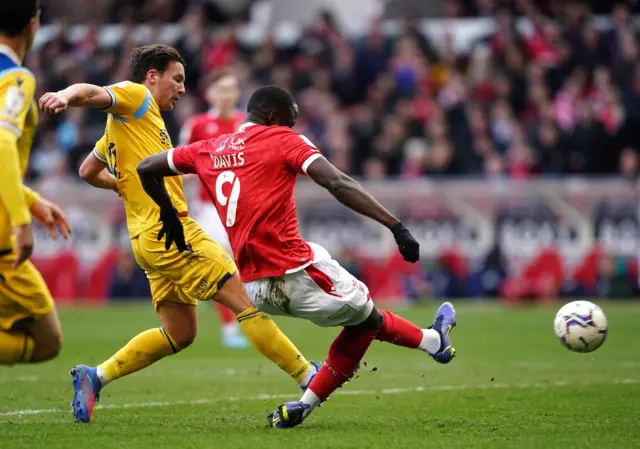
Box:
[433,314,445,332]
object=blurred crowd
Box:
[27,0,640,182]
[25,1,640,302]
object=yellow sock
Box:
[97,328,179,385]
[0,329,34,364]
[237,307,312,383]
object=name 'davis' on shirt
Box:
[209,152,245,169]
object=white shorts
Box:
[245,254,373,327]
[194,201,232,256]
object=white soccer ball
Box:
[554,300,607,353]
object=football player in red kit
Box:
[179,71,248,348]
[137,86,457,428]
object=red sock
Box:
[376,310,423,349]
[308,327,378,401]
[215,302,236,325]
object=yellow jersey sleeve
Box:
[92,133,109,165]
[17,101,38,171]
[19,103,40,209]
[23,185,40,208]
[0,69,36,227]
[102,81,151,119]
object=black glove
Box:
[391,222,420,263]
[157,207,188,252]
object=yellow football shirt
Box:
[0,45,41,251]
[95,81,188,238]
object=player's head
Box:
[246,85,298,128]
[130,44,186,111]
[206,71,240,113]
[0,1,41,53]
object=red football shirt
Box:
[179,110,245,202]
[169,122,324,282]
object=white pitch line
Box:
[0,379,637,418]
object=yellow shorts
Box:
[132,216,237,309]
[0,250,55,331]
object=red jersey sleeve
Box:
[279,129,323,175]
[168,143,200,175]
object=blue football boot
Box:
[429,301,457,364]
[70,365,102,423]
[267,401,311,429]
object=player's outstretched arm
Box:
[79,153,118,193]
[306,156,400,228]
[306,157,420,263]
[137,152,188,252]
[39,84,112,114]
[136,152,179,211]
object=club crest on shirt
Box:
[159,129,172,149]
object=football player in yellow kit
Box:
[39,44,317,423]
[0,1,71,366]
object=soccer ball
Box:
[553,300,607,353]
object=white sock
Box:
[419,329,442,354]
[300,389,321,418]
[96,366,110,386]
[298,364,317,389]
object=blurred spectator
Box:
[619,147,640,180]
[25,1,640,304]
[23,2,640,183]
[601,2,634,66]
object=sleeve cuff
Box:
[23,186,41,208]
[92,148,108,164]
[301,153,323,174]
[167,149,183,174]
[102,87,117,112]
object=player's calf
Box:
[375,304,457,363]
[268,303,458,428]
[215,272,317,389]
[272,314,381,428]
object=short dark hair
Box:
[247,85,298,126]
[0,1,39,36]
[130,45,185,83]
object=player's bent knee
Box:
[174,332,196,350]
[174,321,197,349]
[156,302,198,351]
[352,307,384,331]
[26,309,63,362]
[31,331,62,362]
[162,319,197,350]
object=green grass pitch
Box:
[1,301,639,449]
